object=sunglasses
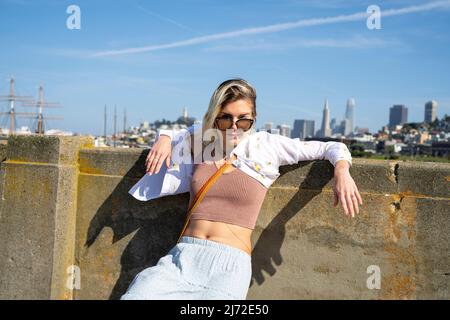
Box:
[214,114,255,131]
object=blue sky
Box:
[0,0,449,136]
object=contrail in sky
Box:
[92,0,450,57]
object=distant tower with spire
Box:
[318,98,332,137]
[177,106,196,126]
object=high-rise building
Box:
[424,100,438,123]
[318,98,332,137]
[389,104,408,128]
[345,98,355,134]
[292,119,315,140]
[341,118,352,136]
[330,117,337,130]
[264,122,273,132]
[278,124,291,137]
[270,128,280,135]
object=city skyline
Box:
[0,77,445,137]
[0,0,449,136]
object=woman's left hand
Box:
[333,162,363,218]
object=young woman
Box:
[121,78,363,300]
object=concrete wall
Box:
[0,135,449,300]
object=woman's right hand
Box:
[145,135,172,175]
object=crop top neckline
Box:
[190,160,268,230]
[198,161,239,175]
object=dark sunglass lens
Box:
[237,119,253,131]
[217,117,232,130]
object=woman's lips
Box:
[225,131,239,140]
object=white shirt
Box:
[128,124,353,201]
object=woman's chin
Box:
[225,137,238,147]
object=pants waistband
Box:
[178,236,251,258]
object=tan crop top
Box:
[188,161,269,230]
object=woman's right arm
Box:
[145,134,172,175]
[146,124,198,174]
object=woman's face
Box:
[216,99,255,151]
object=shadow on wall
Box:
[250,161,332,287]
[83,155,332,299]
[82,149,188,300]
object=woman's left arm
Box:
[265,132,363,217]
[333,159,363,218]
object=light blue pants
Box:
[120,236,252,300]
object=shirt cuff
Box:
[157,129,173,140]
[334,158,352,167]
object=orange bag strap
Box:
[177,160,233,243]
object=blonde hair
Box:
[199,79,257,150]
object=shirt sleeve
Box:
[129,126,197,201]
[267,132,353,167]
[157,124,198,141]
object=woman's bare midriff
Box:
[182,219,253,256]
